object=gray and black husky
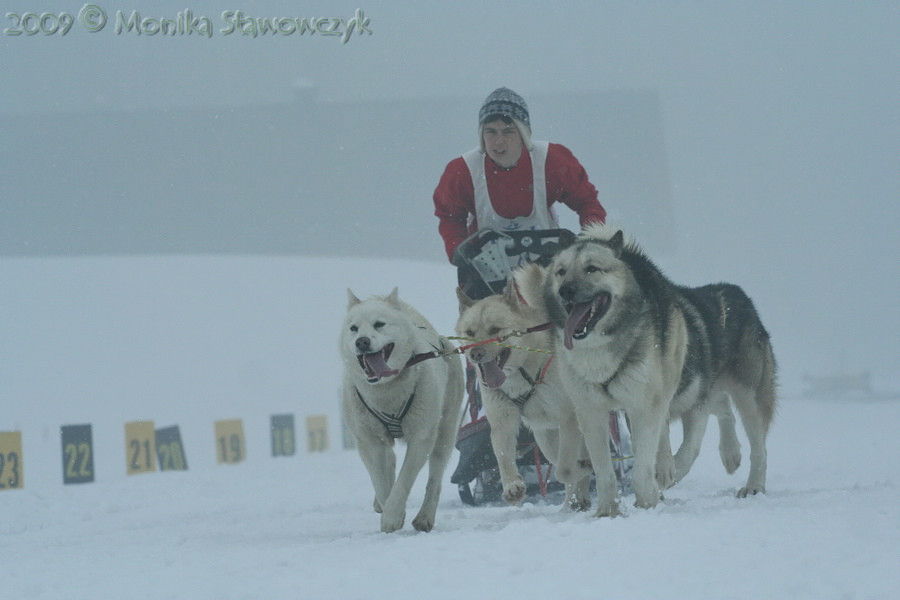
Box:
[516,224,777,517]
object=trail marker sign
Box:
[271,414,295,457]
[215,419,245,464]
[155,425,188,471]
[125,421,156,475]
[306,415,328,453]
[61,424,94,484]
[0,431,23,491]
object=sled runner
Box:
[450,228,633,505]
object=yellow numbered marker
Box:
[61,424,94,484]
[270,414,295,457]
[215,419,245,464]
[306,415,328,453]
[125,421,157,475]
[155,425,188,471]
[0,431,24,491]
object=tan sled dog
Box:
[456,283,592,510]
[341,288,464,532]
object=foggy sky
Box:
[2,1,897,383]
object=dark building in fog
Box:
[1,91,674,261]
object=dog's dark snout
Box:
[470,347,486,363]
[559,283,576,303]
[355,336,371,353]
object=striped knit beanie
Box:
[478,87,533,151]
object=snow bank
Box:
[1,256,897,599]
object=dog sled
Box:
[449,228,633,505]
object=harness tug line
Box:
[448,334,556,356]
[359,323,556,439]
[404,322,553,368]
[398,321,556,372]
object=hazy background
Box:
[2,1,897,389]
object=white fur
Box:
[340,288,464,532]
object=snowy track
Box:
[2,257,897,599]
[3,396,897,600]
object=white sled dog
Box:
[517,224,777,517]
[456,283,592,510]
[341,288,464,532]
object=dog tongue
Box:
[364,352,398,379]
[563,302,593,351]
[480,359,507,388]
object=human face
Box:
[481,118,523,169]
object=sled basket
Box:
[451,413,565,506]
[450,417,496,485]
[454,228,576,300]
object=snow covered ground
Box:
[2,256,898,600]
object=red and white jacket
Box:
[433,142,606,262]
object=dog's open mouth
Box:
[563,293,611,350]
[357,343,398,382]
[476,347,512,389]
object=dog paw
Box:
[593,502,622,518]
[634,490,662,509]
[656,460,677,490]
[380,510,406,533]
[633,497,659,509]
[737,484,764,498]
[502,479,527,505]
[412,512,435,533]
[565,495,591,513]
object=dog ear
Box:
[513,263,545,309]
[347,289,361,308]
[609,230,625,257]
[558,229,576,249]
[456,286,475,314]
[386,287,400,306]
[502,280,521,310]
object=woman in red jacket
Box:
[433,87,607,265]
